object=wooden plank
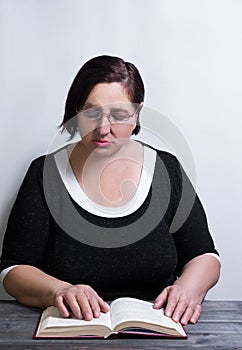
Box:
[1,300,242,349]
[1,335,242,350]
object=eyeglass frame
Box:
[76,103,142,124]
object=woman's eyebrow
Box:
[83,103,96,108]
[82,103,131,112]
[110,107,129,111]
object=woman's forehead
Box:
[85,82,131,105]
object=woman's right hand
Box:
[53,284,109,320]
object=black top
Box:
[0,146,219,300]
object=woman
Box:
[0,55,220,325]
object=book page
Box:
[38,306,112,334]
[110,297,186,336]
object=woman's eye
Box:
[84,109,100,119]
[112,112,129,121]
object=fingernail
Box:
[94,310,100,318]
[85,313,93,320]
[173,314,180,322]
[165,309,171,317]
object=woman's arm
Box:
[153,154,221,324]
[153,254,221,325]
[3,265,109,320]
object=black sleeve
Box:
[160,151,219,276]
[0,156,51,272]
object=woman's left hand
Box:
[153,283,204,325]
[153,255,220,325]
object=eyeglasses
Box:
[77,106,138,124]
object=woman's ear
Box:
[132,102,143,135]
[134,102,143,120]
[136,102,144,114]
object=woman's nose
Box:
[96,115,111,134]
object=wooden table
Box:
[0,300,242,349]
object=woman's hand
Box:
[53,284,109,320]
[153,283,204,325]
[154,255,220,325]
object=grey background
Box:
[0,0,241,300]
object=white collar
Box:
[54,145,156,218]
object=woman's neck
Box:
[68,140,144,207]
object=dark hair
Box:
[60,55,145,139]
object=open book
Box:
[34,297,187,339]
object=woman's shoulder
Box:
[140,141,180,169]
[27,144,70,173]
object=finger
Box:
[153,287,169,309]
[180,305,195,325]
[76,295,94,320]
[190,304,202,324]
[55,295,70,318]
[97,296,110,313]
[164,290,179,318]
[170,298,189,323]
[88,297,101,318]
[63,292,85,319]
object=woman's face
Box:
[77,82,138,157]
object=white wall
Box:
[0,0,241,300]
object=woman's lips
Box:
[93,140,112,147]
